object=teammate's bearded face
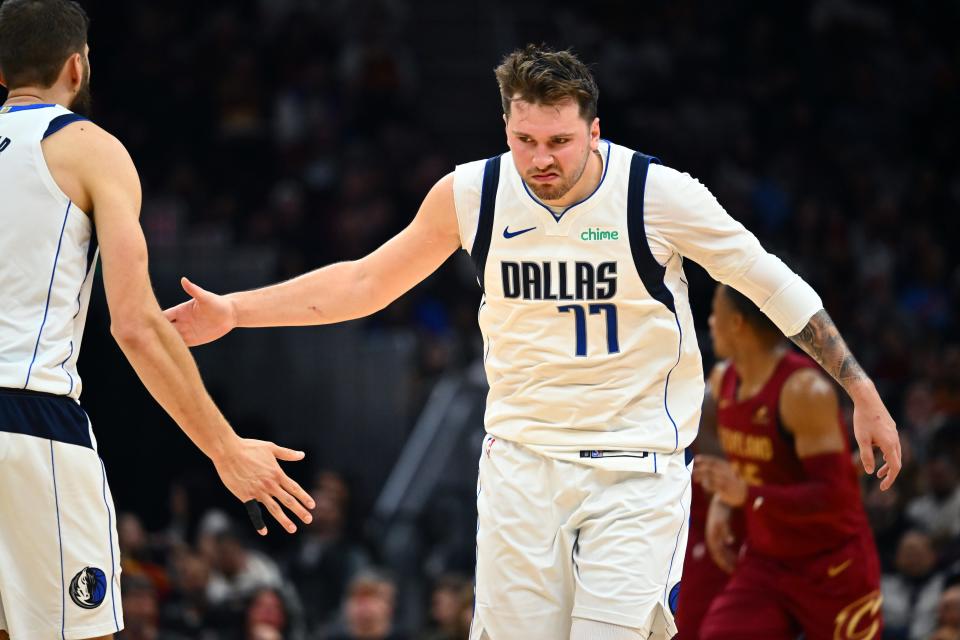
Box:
[70,48,92,117]
[505,99,600,203]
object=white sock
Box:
[570,618,645,640]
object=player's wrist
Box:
[207,431,243,464]
[846,377,878,404]
[225,293,242,330]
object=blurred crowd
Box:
[115,469,473,640]
[60,0,960,638]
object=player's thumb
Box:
[272,445,306,462]
[181,276,207,300]
[857,437,876,475]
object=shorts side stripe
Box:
[662,462,691,608]
[50,441,66,640]
[100,458,119,631]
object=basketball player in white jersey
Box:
[0,2,316,638]
[166,45,902,639]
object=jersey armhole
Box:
[34,113,90,217]
[43,113,89,140]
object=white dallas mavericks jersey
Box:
[454,139,788,460]
[0,104,95,400]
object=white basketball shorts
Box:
[470,435,691,640]
[0,389,123,639]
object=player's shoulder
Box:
[781,365,837,410]
[454,154,502,190]
[45,118,132,168]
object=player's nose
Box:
[532,148,554,170]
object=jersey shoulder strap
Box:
[627,152,675,313]
[468,154,502,290]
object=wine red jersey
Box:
[717,351,871,560]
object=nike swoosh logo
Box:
[503,226,536,239]
[827,558,852,578]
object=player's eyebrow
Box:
[511,130,577,140]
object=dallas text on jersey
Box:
[501,261,617,301]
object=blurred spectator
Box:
[319,569,408,640]
[939,585,960,630]
[160,549,218,640]
[119,512,172,599]
[285,471,371,630]
[906,454,960,542]
[120,575,189,640]
[207,523,286,608]
[882,530,947,640]
[930,627,960,640]
[244,587,306,640]
[417,574,473,640]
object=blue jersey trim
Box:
[662,467,691,611]
[469,155,502,291]
[664,316,682,452]
[626,153,674,313]
[625,152,681,450]
[669,582,682,615]
[58,341,75,396]
[1,103,56,113]
[43,113,89,140]
[519,139,612,221]
[50,441,67,639]
[0,388,93,448]
[100,458,120,631]
[24,201,73,389]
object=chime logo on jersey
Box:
[500,261,617,300]
[69,566,107,609]
[579,227,620,241]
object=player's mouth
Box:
[531,173,559,182]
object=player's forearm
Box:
[112,312,240,460]
[788,310,873,400]
[228,260,383,328]
[745,452,854,516]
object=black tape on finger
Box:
[244,499,266,531]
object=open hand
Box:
[163,277,237,346]
[211,437,315,535]
[852,392,902,491]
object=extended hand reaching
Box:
[163,277,237,347]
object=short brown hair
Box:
[0,0,89,89]
[494,44,598,122]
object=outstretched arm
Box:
[56,122,314,534]
[648,165,901,489]
[164,173,462,345]
[789,310,901,489]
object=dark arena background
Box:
[5,1,959,638]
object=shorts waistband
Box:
[0,388,91,448]
[0,386,68,399]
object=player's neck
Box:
[732,342,788,396]
[3,87,67,109]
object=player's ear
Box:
[65,52,83,89]
[590,117,600,151]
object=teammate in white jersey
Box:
[165,45,902,639]
[0,2,315,638]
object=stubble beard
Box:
[70,61,93,117]
[524,147,591,203]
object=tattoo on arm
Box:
[789,310,868,390]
